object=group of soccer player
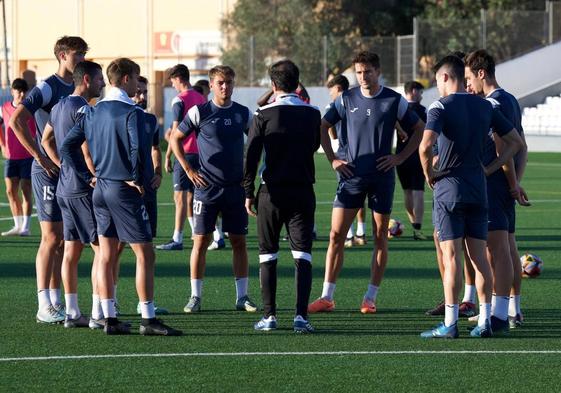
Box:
[2,33,528,338]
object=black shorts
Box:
[193,184,247,235]
[396,158,425,191]
[256,184,315,263]
[4,158,33,179]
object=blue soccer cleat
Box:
[207,238,226,250]
[420,322,459,339]
[156,240,183,251]
[293,315,315,334]
[254,316,277,331]
[469,319,493,338]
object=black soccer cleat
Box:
[104,318,132,335]
[139,318,183,336]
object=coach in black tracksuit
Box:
[244,60,321,332]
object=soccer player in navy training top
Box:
[170,65,257,314]
[41,61,105,328]
[419,55,523,339]
[465,49,529,329]
[245,60,321,333]
[61,58,181,336]
[10,36,88,324]
[326,75,368,249]
[309,51,424,314]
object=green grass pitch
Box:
[1,153,561,392]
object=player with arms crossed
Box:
[419,55,523,338]
[41,61,105,328]
[464,49,529,329]
[61,58,181,336]
[309,51,424,314]
[170,65,257,313]
[245,60,321,333]
[0,78,35,237]
[10,36,88,323]
[157,64,205,251]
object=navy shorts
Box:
[396,159,425,191]
[487,183,515,233]
[434,200,488,241]
[193,184,247,235]
[93,179,152,243]
[32,170,62,222]
[57,194,97,243]
[143,196,158,238]
[333,176,395,214]
[173,154,199,192]
[4,158,33,179]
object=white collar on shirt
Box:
[100,86,135,105]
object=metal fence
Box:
[226,2,561,87]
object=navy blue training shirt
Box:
[22,74,74,174]
[484,88,524,185]
[426,93,514,204]
[323,86,419,179]
[60,87,146,185]
[178,100,251,187]
[48,95,90,198]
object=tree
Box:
[220,0,423,86]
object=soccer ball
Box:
[520,253,543,278]
[388,218,404,238]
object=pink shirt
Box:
[172,90,206,154]
[1,101,36,160]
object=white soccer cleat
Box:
[1,227,21,236]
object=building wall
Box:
[1,0,234,116]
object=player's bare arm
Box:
[151,145,162,189]
[494,133,530,206]
[320,118,353,178]
[377,119,425,172]
[164,126,174,173]
[484,128,523,177]
[10,105,58,177]
[170,128,207,188]
[419,128,438,188]
[41,123,61,168]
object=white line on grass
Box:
[3,350,561,362]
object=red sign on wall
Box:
[154,32,173,53]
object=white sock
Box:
[38,289,51,310]
[191,279,203,298]
[509,295,521,317]
[364,284,379,302]
[491,294,497,315]
[49,288,62,306]
[479,303,491,328]
[462,285,476,304]
[13,216,20,228]
[444,304,459,327]
[65,293,80,319]
[139,300,156,319]
[187,217,194,232]
[492,295,509,321]
[356,222,365,237]
[21,216,30,231]
[113,285,118,304]
[321,282,336,300]
[235,277,248,300]
[100,298,116,318]
[346,224,354,239]
[173,230,183,243]
[213,223,224,242]
[91,294,103,319]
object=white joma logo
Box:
[350,107,359,112]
